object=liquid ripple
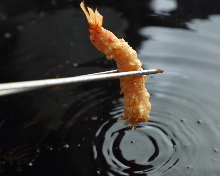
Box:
[92,102,180,175]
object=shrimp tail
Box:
[80,1,103,28]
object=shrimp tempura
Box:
[80,2,151,129]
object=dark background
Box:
[1,0,220,175]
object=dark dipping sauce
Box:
[1,0,220,175]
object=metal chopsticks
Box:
[0,69,164,96]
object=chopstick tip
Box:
[156,69,164,73]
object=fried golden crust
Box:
[80,2,151,128]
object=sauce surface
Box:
[0,0,220,175]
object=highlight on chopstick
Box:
[80,1,162,129]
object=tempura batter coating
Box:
[80,2,151,128]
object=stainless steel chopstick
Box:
[0,69,164,96]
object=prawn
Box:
[80,2,151,129]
